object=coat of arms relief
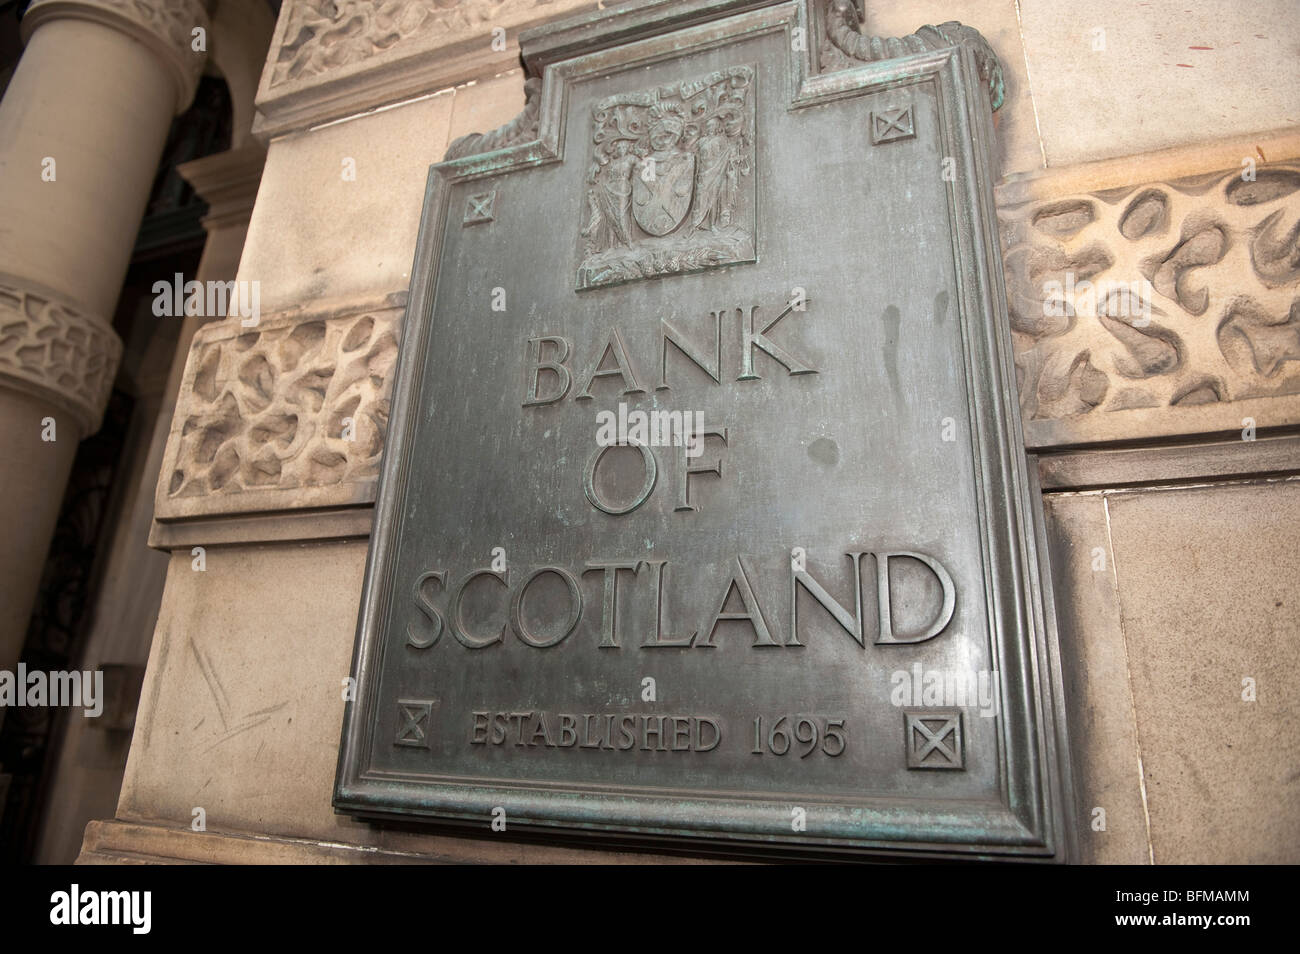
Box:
[576,65,756,291]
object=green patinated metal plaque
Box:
[335,0,1074,860]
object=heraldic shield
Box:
[576,64,756,290]
[632,152,696,236]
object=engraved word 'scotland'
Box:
[577,65,756,290]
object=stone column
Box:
[31,143,268,863]
[0,0,208,674]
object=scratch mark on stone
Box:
[248,701,289,718]
[190,638,230,730]
[201,715,272,754]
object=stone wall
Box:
[85,0,1300,863]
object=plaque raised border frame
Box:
[334,0,1076,861]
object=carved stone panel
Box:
[154,305,400,520]
[336,1,1072,860]
[253,0,594,137]
[999,162,1300,447]
[268,0,531,88]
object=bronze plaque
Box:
[336,0,1074,859]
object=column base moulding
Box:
[148,503,376,549]
[996,126,1300,206]
[177,143,269,232]
[1036,430,1300,492]
[1023,395,1300,452]
[78,818,736,865]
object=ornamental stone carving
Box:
[253,0,593,137]
[269,0,519,87]
[156,306,400,518]
[1000,163,1300,433]
[0,278,121,435]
